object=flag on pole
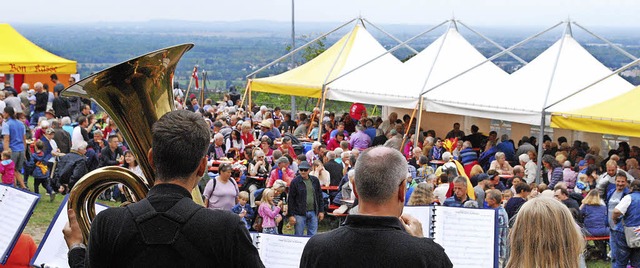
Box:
[192,66,199,90]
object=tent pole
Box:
[536,22,571,184]
[362,18,419,54]
[419,21,564,97]
[239,81,250,109]
[401,102,419,152]
[417,21,453,95]
[246,18,358,78]
[414,97,424,145]
[535,112,546,184]
[573,22,637,61]
[546,56,640,110]
[456,20,528,65]
[318,85,328,142]
[324,20,450,86]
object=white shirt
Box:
[48,139,58,163]
[524,160,537,184]
[433,183,450,204]
[616,194,634,214]
[71,125,85,148]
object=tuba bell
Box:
[61,44,200,243]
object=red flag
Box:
[192,66,199,89]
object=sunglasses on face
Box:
[299,169,309,172]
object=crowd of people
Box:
[169,86,640,267]
[2,75,640,267]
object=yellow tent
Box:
[0,23,76,74]
[248,25,361,98]
[551,85,640,137]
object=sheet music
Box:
[249,232,260,248]
[258,234,309,268]
[0,185,39,264]
[402,206,432,238]
[31,195,109,268]
[433,206,496,268]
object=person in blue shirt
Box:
[443,177,472,207]
[231,191,254,229]
[2,106,26,189]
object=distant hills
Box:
[11,20,640,88]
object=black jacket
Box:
[54,151,87,189]
[288,175,324,217]
[99,146,123,167]
[53,127,71,154]
[68,184,264,268]
[300,215,452,267]
[323,160,343,186]
[52,96,70,117]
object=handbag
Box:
[623,219,640,248]
[252,215,264,233]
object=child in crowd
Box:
[0,150,15,186]
[501,190,513,207]
[258,188,282,234]
[574,173,590,195]
[231,191,254,229]
[31,140,53,197]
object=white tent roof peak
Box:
[508,33,634,114]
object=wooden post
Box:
[400,102,419,152]
[317,86,328,142]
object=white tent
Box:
[248,23,415,108]
[405,25,635,126]
[401,26,515,121]
[511,34,634,118]
[324,26,415,109]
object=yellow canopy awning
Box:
[0,24,76,74]
[248,25,360,98]
[551,85,640,137]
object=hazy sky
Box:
[6,0,639,27]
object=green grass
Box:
[20,178,611,267]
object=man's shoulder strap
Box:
[126,198,208,263]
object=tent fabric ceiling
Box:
[0,23,76,74]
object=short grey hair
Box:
[213,133,224,141]
[61,116,71,125]
[21,83,29,91]
[354,146,407,204]
[442,152,452,162]
[326,151,336,160]
[334,148,343,157]
[486,189,503,204]
[495,152,505,160]
[519,154,530,163]
[453,176,467,187]
[72,140,88,151]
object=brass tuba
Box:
[61,44,200,243]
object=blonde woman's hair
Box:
[260,188,274,205]
[582,189,603,206]
[407,182,434,206]
[470,164,484,178]
[506,197,584,268]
